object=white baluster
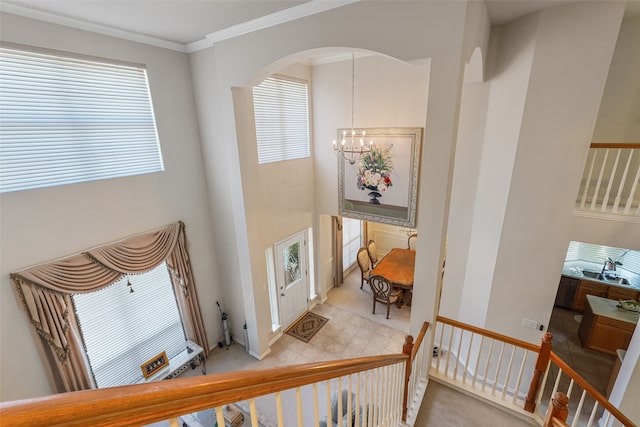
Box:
[481,339,495,392]
[571,390,587,427]
[566,378,575,399]
[249,398,259,427]
[463,332,474,385]
[623,161,640,214]
[337,377,343,427]
[613,150,633,213]
[551,368,562,397]
[296,387,303,427]
[491,342,506,395]
[215,406,226,427]
[444,324,455,377]
[326,379,332,427]
[501,345,516,401]
[535,359,551,409]
[472,336,485,388]
[276,392,285,427]
[590,148,609,210]
[355,373,361,427]
[347,375,352,427]
[580,150,597,209]
[454,328,463,380]
[586,401,599,427]
[601,149,622,212]
[513,351,528,404]
[436,322,445,373]
[312,384,319,427]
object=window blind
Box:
[73,262,185,388]
[0,46,164,193]
[253,76,310,164]
[342,218,362,270]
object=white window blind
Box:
[253,76,310,164]
[73,262,185,388]
[0,46,164,193]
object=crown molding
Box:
[0,2,188,52]
[1,0,358,54]
[191,0,359,50]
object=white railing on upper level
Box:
[576,143,640,221]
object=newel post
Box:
[525,332,553,412]
[402,334,414,422]
[543,392,569,427]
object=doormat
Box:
[286,312,328,343]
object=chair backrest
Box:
[367,240,378,265]
[408,233,418,250]
[369,275,393,300]
[356,247,370,273]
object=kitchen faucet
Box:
[601,257,618,274]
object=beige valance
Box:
[11,221,209,392]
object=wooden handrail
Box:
[436,316,540,352]
[550,353,636,427]
[411,321,429,361]
[0,354,408,427]
[590,142,640,149]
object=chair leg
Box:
[372,297,376,314]
[361,276,364,290]
[386,301,391,319]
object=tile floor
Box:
[170,268,529,426]
[546,305,616,396]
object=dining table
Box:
[371,247,415,307]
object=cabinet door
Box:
[573,280,608,312]
[587,322,633,356]
[607,286,639,302]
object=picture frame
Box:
[141,351,169,379]
[338,127,423,227]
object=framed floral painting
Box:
[338,127,423,227]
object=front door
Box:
[275,231,309,330]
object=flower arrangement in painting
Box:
[356,144,393,204]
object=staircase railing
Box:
[0,323,431,427]
[533,352,635,427]
[431,316,635,427]
[576,142,640,220]
[402,321,430,424]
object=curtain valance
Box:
[10,221,209,392]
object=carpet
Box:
[285,311,328,343]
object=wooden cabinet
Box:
[607,286,640,302]
[572,280,608,312]
[578,297,636,356]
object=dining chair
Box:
[368,275,402,319]
[407,233,418,250]
[356,247,372,290]
[367,240,379,267]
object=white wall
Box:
[592,15,640,142]
[484,2,625,340]
[189,0,471,357]
[0,14,220,400]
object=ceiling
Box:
[1,0,638,52]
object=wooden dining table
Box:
[371,248,415,307]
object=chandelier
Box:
[333,53,374,165]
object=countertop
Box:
[563,260,640,290]
[586,295,639,325]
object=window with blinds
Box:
[252,76,310,164]
[0,46,164,193]
[73,262,186,388]
[342,218,362,270]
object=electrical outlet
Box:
[522,318,538,329]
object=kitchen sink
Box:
[582,271,604,280]
[605,276,631,286]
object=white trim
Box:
[200,0,359,46]
[0,2,187,52]
[574,210,640,224]
[1,0,358,53]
